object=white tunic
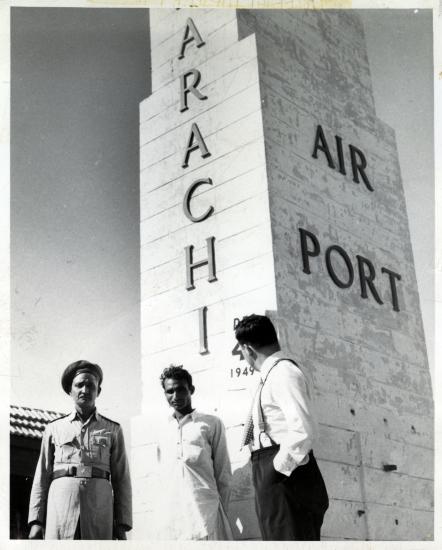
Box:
[154,410,233,540]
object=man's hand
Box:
[28,524,44,539]
[113,524,128,540]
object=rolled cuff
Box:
[28,519,43,528]
[273,447,310,476]
[28,505,47,527]
[114,512,132,531]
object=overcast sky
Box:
[10,8,434,430]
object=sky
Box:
[360,9,434,378]
[10,8,150,429]
[9,8,434,434]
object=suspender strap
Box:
[257,358,299,448]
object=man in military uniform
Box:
[28,360,132,540]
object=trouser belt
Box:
[52,465,110,480]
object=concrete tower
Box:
[132,9,433,540]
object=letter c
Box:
[183,178,214,223]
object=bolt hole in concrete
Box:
[411,425,416,433]
[382,464,397,472]
[350,408,355,416]
[395,519,399,525]
[383,418,388,424]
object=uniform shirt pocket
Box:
[54,434,78,463]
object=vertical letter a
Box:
[178,18,205,59]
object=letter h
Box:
[185,236,217,290]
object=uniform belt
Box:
[52,465,110,480]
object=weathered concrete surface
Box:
[133,8,433,541]
[238,9,433,541]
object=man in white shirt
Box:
[235,314,328,540]
[154,365,233,540]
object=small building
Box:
[10,405,64,539]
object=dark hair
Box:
[160,364,193,389]
[234,314,278,348]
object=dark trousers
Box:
[251,446,328,541]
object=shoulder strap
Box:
[99,414,120,426]
[48,413,69,423]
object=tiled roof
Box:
[10,405,65,439]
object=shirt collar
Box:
[260,350,285,381]
[168,409,198,424]
[69,408,99,423]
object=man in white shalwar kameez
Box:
[155,365,233,540]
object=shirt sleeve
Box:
[270,362,316,476]
[111,425,133,530]
[28,426,54,526]
[210,417,232,511]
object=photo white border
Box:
[1,1,439,548]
